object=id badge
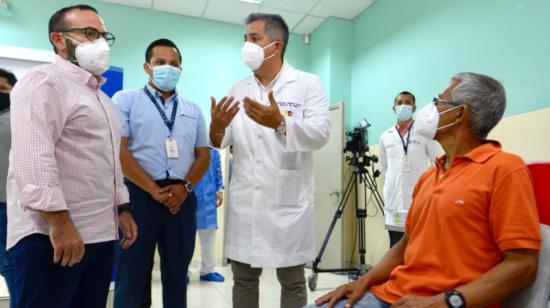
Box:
[165,137,179,159]
[393,212,402,225]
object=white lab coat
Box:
[219,62,330,268]
[378,123,442,226]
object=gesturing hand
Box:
[211,96,240,132]
[243,91,283,129]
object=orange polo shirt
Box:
[371,141,541,306]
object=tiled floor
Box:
[0,265,351,308]
[3,266,549,307]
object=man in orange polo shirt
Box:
[310,72,541,308]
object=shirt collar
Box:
[145,83,178,103]
[246,61,298,89]
[396,118,413,131]
[436,140,502,169]
[53,55,106,89]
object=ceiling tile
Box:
[203,0,260,25]
[261,0,320,14]
[100,0,153,9]
[311,0,374,19]
[292,15,324,35]
[256,7,305,30]
[153,0,209,17]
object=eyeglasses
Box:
[58,27,116,46]
[432,97,461,107]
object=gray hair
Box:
[245,13,289,58]
[451,72,506,139]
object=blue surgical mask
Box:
[395,104,413,121]
[150,64,181,91]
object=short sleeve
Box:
[490,166,541,251]
[194,106,208,148]
[112,91,130,137]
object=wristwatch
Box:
[117,203,133,215]
[444,290,465,308]
[275,115,286,135]
[181,180,194,193]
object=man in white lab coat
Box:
[209,13,330,308]
[378,91,442,247]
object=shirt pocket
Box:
[276,169,305,208]
[174,114,198,144]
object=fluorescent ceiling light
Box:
[234,0,264,4]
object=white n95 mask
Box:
[66,36,111,75]
[415,103,439,140]
[241,41,277,71]
[415,102,463,139]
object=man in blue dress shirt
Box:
[112,38,209,308]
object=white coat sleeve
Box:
[378,133,388,175]
[277,75,330,152]
[425,139,443,164]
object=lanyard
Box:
[143,86,178,132]
[395,121,413,155]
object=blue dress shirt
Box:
[113,84,208,180]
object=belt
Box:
[154,179,183,187]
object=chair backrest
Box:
[528,163,550,225]
[502,162,550,308]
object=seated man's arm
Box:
[315,233,409,307]
[393,249,538,308]
[456,249,538,307]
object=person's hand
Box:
[243,91,283,129]
[391,294,446,308]
[118,211,138,249]
[49,218,85,267]
[216,191,223,208]
[315,278,369,308]
[163,184,188,214]
[211,96,240,133]
[149,185,170,204]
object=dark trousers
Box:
[389,231,404,247]
[0,203,16,308]
[8,234,114,308]
[114,181,197,308]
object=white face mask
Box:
[415,102,463,139]
[66,36,111,75]
[241,41,277,71]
